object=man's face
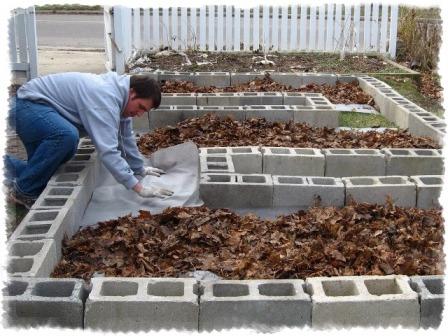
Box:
[123,89,154,118]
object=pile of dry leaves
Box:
[161,74,374,105]
[137,114,439,155]
[51,202,444,281]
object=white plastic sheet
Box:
[81,142,203,228]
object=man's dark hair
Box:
[129,75,161,108]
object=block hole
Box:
[278,177,304,184]
[147,281,184,296]
[322,280,359,296]
[33,281,75,297]
[3,281,28,296]
[213,284,249,297]
[365,279,402,295]
[10,242,44,257]
[423,279,444,295]
[258,283,296,296]
[100,281,138,296]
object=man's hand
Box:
[133,183,174,199]
[142,166,166,177]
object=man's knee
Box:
[60,128,79,156]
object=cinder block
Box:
[282,92,308,105]
[135,71,159,81]
[3,278,87,328]
[245,105,294,122]
[323,149,386,177]
[306,275,420,328]
[9,208,76,252]
[410,275,444,328]
[200,154,235,173]
[197,92,241,106]
[262,147,325,176]
[270,73,303,88]
[7,239,59,277]
[273,176,344,207]
[199,279,311,331]
[383,148,444,176]
[197,106,245,121]
[31,185,91,222]
[78,136,93,148]
[161,93,197,105]
[408,113,446,145]
[293,106,339,128]
[337,75,358,84]
[307,95,334,109]
[158,71,194,82]
[301,73,338,86]
[199,147,262,174]
[409,175,443,209]
[230,72,265,86]
[193,72,230,87]
[84,277,199,331]
[343,176,416,207]
[200,173,273,208]
[149,106,198,129]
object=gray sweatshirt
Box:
[17,72,144,189]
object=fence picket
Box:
[208,5,215,51]
[243,8,250,50]
[143,9,150,49]
[353,5,360,51]
[190,8,197,50]
[299,5,307,50]
[290,5,298,50]
[388,5,398,58]
[234,7,241,50]
[200,6,206,49]
[334,4,342,51]
[253,6,260,51]
[226,5,233,50]
[271,6,279,50]
[363,3,371,51]
[217,5,224,51]
[380,4,389,53]
[326,3,334,51]
[309,6,317,50]
[280,6,288,50]
[371,3,379,50]
[133,8,141,50]
[318,4,326,50]
[171,7,178,49]
[180,7,188,49]
[262,5,270,49]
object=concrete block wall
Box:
[3,277,87,328]
[7,239,59,278]
[306,275,420,328]
[383,148,444,176]
[9,207,76,252]
[273,176,345,207]
[149,106,198,129]
[199,146,262,173]
[84,277,199,331]
[199,279,311,331]
[409,175,444,209]
[200,173,273,208]
[343,176,417,207]
[410,275,445,328]
[358,75,446,143]
[200,154,235,173]
[262,147,325,176]
[323,148,386,177]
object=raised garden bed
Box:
[51,201,444,281]
[137,114,439,155]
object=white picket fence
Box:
[105,4,399,74]
[9,6,38,82]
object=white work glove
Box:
[142,166,166,177]
[136,186,174,199]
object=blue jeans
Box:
[5,97,79,198]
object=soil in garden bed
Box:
[161,74,375,106]
[51,201,444,281]
[129,51,402,74]
[137,114,439,155]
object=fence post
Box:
[25,6,38,78]
[388,5,398,59]
[112,6,127,74]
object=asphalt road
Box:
[36,14,105,49]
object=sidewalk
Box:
[38,47,107,75]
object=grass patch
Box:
[373,74,444,118]
[339,112,396,128]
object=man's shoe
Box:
[7,187,36,210]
